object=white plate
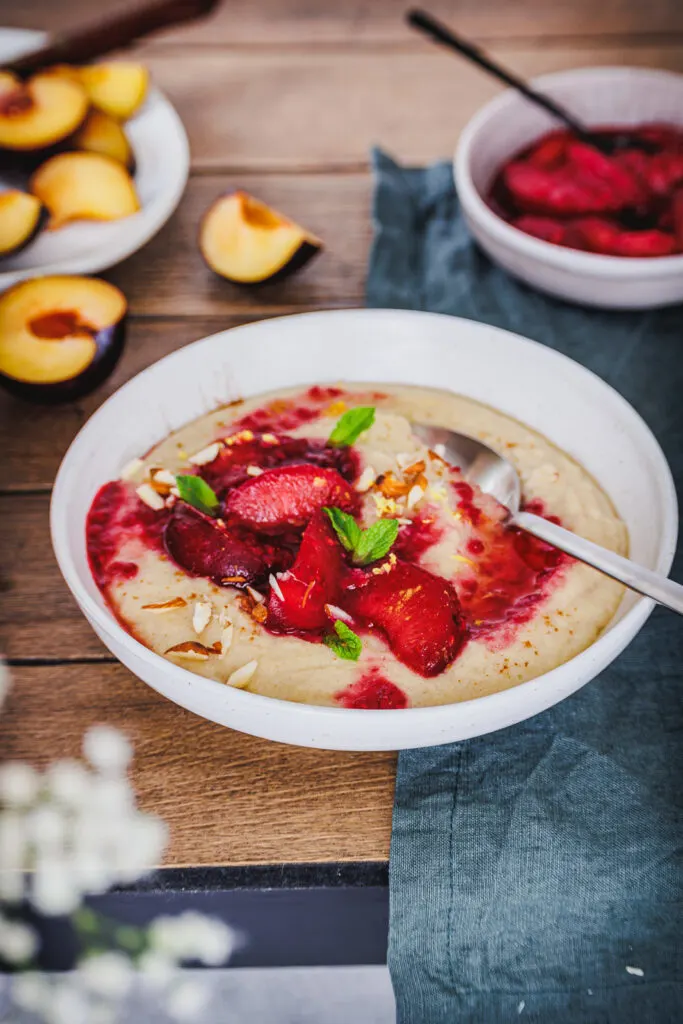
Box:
[51,309,677,750]
[0,28,189,290]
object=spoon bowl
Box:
[413,421,683,616]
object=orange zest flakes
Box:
[376,472,411,498]
[142,597,187,612]
[221,575,246,584]
[250,603,268,624]
[326,399,347,417]
[302,580,316,606]
[224,429,255,446]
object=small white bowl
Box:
[51,309,676,750]
[454,67,683,309]
[0,28,189,290]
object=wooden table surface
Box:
[1,0,681,870]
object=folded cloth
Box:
[369,150,682,1024]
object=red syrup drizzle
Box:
[335,668,408,709]
[393,507,444,561]
[86,480,169,591]
[454,497,567,642]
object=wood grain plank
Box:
[104,174,371,310]
[124,46,683,170]
[1,663,395,866]
[5,0,683,44]
[0,317,273,492]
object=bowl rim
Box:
[50,308,678,735]
[454,65,683,278]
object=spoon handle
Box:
[406,9,595,144]
[515,511,683,615]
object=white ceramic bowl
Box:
[51,309,677,750]
[454,67,683,309]
[0,28,189,290]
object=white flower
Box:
[31,860,80,916]
[70,852,113,893]
[78,951,135,998]
[45,760,92,807]
[0,868,24,903]
[149,912,236,965]
[46,979,90,1024]
[137,949,175,990]
[12,971,51,1013]
[25,804,67,850]
[87,776,135,817]
[108,814,167,883]
[165,978,210,1021]
[0,762,41,806]
[0,810,26,870]
[83,726,132,775]
[0,917,39,963]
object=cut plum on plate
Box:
[30,151,139,229]
[0,71,88,151]
[199,191,322,284]
[0,276,127,403]
[164,503,274,588]
[77,63,149,121]
[344,560,466,677]
[0,190,47,258]
[268,512,344,633]
[225,464,358,532]
[72,110,135,172]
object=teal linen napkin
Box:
[368,150,682,1023]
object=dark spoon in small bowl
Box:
[406,8,657,156]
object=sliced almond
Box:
[355,466,376,493]
[136,483,166,511]
[120,457,144,481]
[226,660,258,689]
[165,641,214,661]
[152,468,177,487]
[324,603,353,624]
[269,574,284,602]
[397,517,412,526]
[395,452,413,470]
[246,465,263,477]
[246,586,265,605]
[406,484,425,509]
[220,621,234,656]
[188,442,222,467]
[142,597,187,613]
[170,486,181,497]
[192,601,213,636]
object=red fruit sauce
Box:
[488,124,683,257]
[87,480,169,591]
[335,669,408,710]
[85,390,569,704]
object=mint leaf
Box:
[175,475,219,517]
[329,406,375,447]
[324,620,362,661]
[353,518,399,566]
[325,506,399,566]
[324,506,361,552]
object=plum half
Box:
[0,276,127,403]
[0,190,48,258]
[0,71,88,151]
[199,191,322,284]
[30,151,139,229]
[72,109,135,172]
[78,63,149,121]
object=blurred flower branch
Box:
[0,661,238,1023]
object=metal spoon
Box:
[412,423,683,615]
[406,8,657,156]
